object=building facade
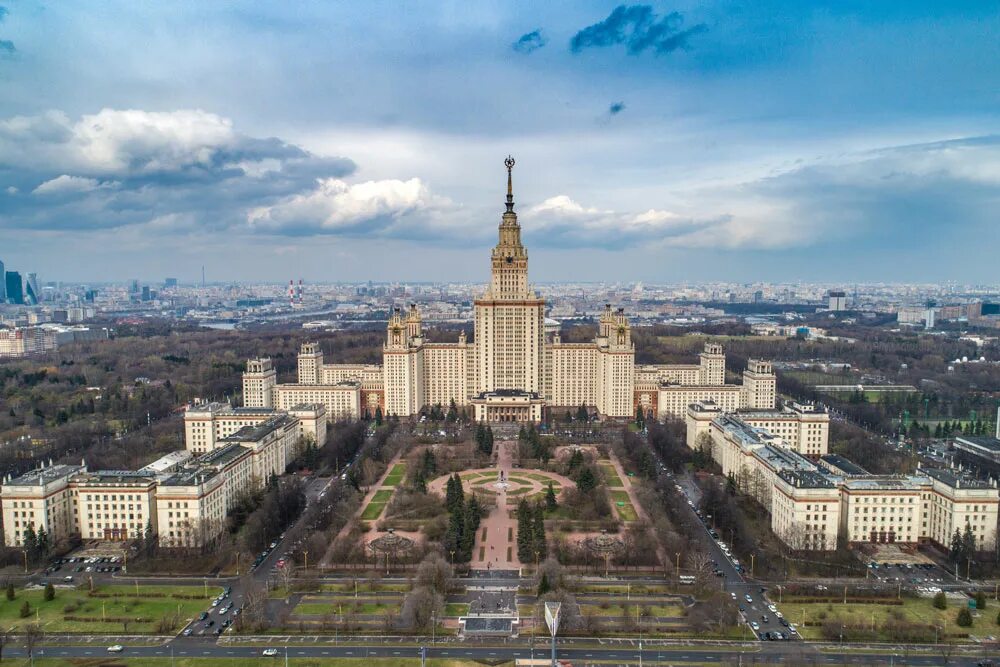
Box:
[686,410,999,552]
[246,159,777,423]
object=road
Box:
[642,437,795,642]
[9,641,996,665]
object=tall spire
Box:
[504,155,515,213]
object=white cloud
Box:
[32,174,119,195]
[0,108,305,177]
[523,195,715,248]
[248,177,452,235]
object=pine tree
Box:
[460,505,477,561]
[5,583,14,601]
[414,470,427,494]
[35,527,49,559]
[577,404,589,421]
[976,591,987,609]
[545,482,558,511]
[19,600,29,618]
[956,607,973,627]
[374,406,383,426]
[567,449,583,473]
[537,572,551,596]
[444,514,461,561]
[22,526,37,563]
[576,466,597,493]
[933,591,947,609]
[421,448,437,477]
[532,503,547,561]
[43,582,54,601]
[516,500,532,562]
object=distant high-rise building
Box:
[129,279,140,294]
[141,286,151,301]
[753,290,764,304]
[0,259,5,302]
[828,290,848,311]
[5,271,24,305]
[25,273,39,305]
[164,277,178,288]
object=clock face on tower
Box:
[505,255,513,264]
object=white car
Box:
[745,595,753,603]
[730,592,737,599]
[107,645,124,653]
[750,621,760,631]
[767,604,777,613]
[262,648,279,657]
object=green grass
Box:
[0,584,220,633]
[609,490,638,521]
[360,502,387,520]
[444,602,470,617]
[371,489,394,502]
[580,603,684,617]
[778,597,982,642]
[600,463,624,488]
[31,659,510,667]
[320,582,410,593]
[579,584,674,594]
[295,601,399,616]
[382,462,407,487]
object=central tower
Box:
[474,157,545,395]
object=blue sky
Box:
[0,1,998,283]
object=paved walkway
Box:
[474,440,518,569]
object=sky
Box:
[1,1,999,285]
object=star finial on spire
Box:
[504,155,515,213]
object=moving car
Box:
[107,645,124,653]
[262,648,279,657]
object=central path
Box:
[473,440,519,570]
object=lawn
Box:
[0,584,220,633]
[580,584,673,595]
[321,582,410,593]
[444,602,470,617]
[777,597,983,642]
[600,463,624,488]
[580,603,684,617]
[371,489,394,502]
[382,463,407,487]
[295,600,400,616]
[32,659,511,667]
[609,490,638,521]
[360,501,387,520]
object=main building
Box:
[245,158,778,423]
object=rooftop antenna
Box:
[202,265,205,288]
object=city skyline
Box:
[2,2,999,282]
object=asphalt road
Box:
[8,642,995,665]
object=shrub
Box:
[956,607,973,628]
[932,591,947,610]
[975,591,987,610]
[5,583,14,601]
[43,583,54,601]
[19,600,30,618]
